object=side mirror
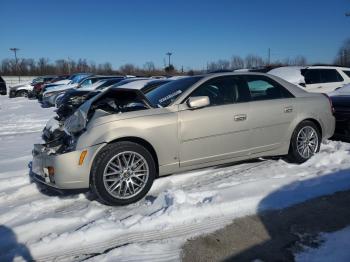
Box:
[187,96,210,109]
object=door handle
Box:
[234,114,247,121]
[284,106,293,113]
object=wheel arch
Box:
[299,118,323,137]
[94,136,160,177]
[288,117,323,151]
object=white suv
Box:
[268,66,350,93]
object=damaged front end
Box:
[32,88,154,190]
[44,88,153,154]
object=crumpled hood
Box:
[63,87,154,134]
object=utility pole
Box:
[9,48,20,82]
[267,48,271,65]
[166,52,172,67]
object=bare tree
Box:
[119,63,136,75]
[293,56,307,66]
[335,38,350,66]
[143,61,156,72]
[102,62,113,74]
[230,55,244,70]
[37,58,49,74]
[217,59,230,70]
[245,54,265,69]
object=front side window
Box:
[245,75,292,101]
[189,76,250,106]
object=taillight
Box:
[322,93,335,114]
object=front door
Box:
[178,76,252,167]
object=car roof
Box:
[306,65,350,70]
[170,72,311,106]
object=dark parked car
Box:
[0,76,6,95]
[32,75,69,98]
[55,77,125,108]
[39,73,93,100]
[42,75,123,106]
[330,95,350,140]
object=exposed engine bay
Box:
[42,88,153,154]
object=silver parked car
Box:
[32,73,335,205]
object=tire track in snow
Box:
[16,161,274,261]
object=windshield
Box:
[70,74,91,84]
[32,77,44,83]
[144,76,203,107]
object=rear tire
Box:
[91,141,156,206]
[287,120,321,163]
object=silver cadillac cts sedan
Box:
[32,73,335,205]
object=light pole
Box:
[9,48,20,82]
[166,52,172,67]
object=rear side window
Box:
[320,69,343,83]
[343,71,350,78]
[304,69,343,84]
[245,75,293,101]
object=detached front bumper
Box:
[32,143,106,189]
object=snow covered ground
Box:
[1,95,350,261]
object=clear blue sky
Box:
[1,0,349,70]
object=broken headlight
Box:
[64,109,86,135]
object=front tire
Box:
[17,90,28,97]
[287,120,321,163]
[91,141,156,205]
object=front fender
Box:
[76,113,179,169]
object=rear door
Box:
[178,76,252,167]
[243,75,296,154]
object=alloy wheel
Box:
[103,151,149,199]
[296,126,319,159]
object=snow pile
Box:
[295,226,350,262]
[268,66,305,85]
[1,95,350,261]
